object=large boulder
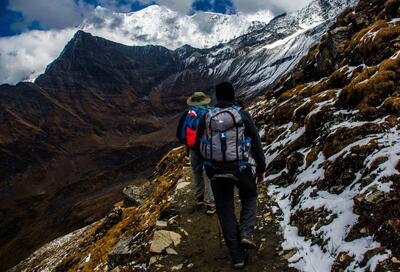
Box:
[122,183,153,207]
[150,230,182,253]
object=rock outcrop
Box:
[249,0,400,270]
[122,184,154,207]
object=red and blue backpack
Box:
[180,106,208,149]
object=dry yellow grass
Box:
[55,147,186,271]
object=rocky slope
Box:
[10,147,295,272]
[0,31,182,270]
[8,147,183,272]
[126,0,358,99]
[249,0,400,270]
[180,0,357,98]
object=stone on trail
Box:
[150,230,182,253]
[176,182,191,190]
[392,257,400,264]
[171,264,184,270]
[282,248,298,260]
[156,220,168,228]
[149,256,158,266]
[166,247,178,255]
[179,227,189,236]
[168,215,179,225]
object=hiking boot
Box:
[196,196,204,207]
[232,260,245,270]
[205,203,216,215]
[240,237,257,249]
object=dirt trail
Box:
[154,165,295,271]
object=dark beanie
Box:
[216,82,235,102]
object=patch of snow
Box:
[260,99,398,271]
[388,18,400,24]
[82,5,274,50]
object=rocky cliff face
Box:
[36,31,182,96]
[173,0,357,99]
[249,0,400,270]
[0,31,184,270]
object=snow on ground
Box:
[256,86,400,271]
[81,5,274,50]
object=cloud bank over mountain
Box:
[0,4,275,85]
[233,0,313,14]
[0,0,313,85]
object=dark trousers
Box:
[208,167,257,262]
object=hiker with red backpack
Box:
[196,82,266,270]
[176,92,215,212]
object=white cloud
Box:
[0,29,75,84]
[157,0,194,14]
[97,0,133,13]
[232,0,313,14]
[134,0,194,14]
[8,0,93,30]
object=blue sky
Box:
[0,0,237,37]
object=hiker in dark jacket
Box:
[196,82,266,269]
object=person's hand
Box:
[256,172,265,186]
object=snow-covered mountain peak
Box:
[80,4,274,49]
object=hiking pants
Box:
[209,166,257,262]
[190,150,214,203]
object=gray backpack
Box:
[200,106,251,164]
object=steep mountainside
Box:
[0,0,357,270]
[0,31,184,270]
[8,147,188,272]
[250,0,400,270]
[174,0,357,98]
[36,31,182,96]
